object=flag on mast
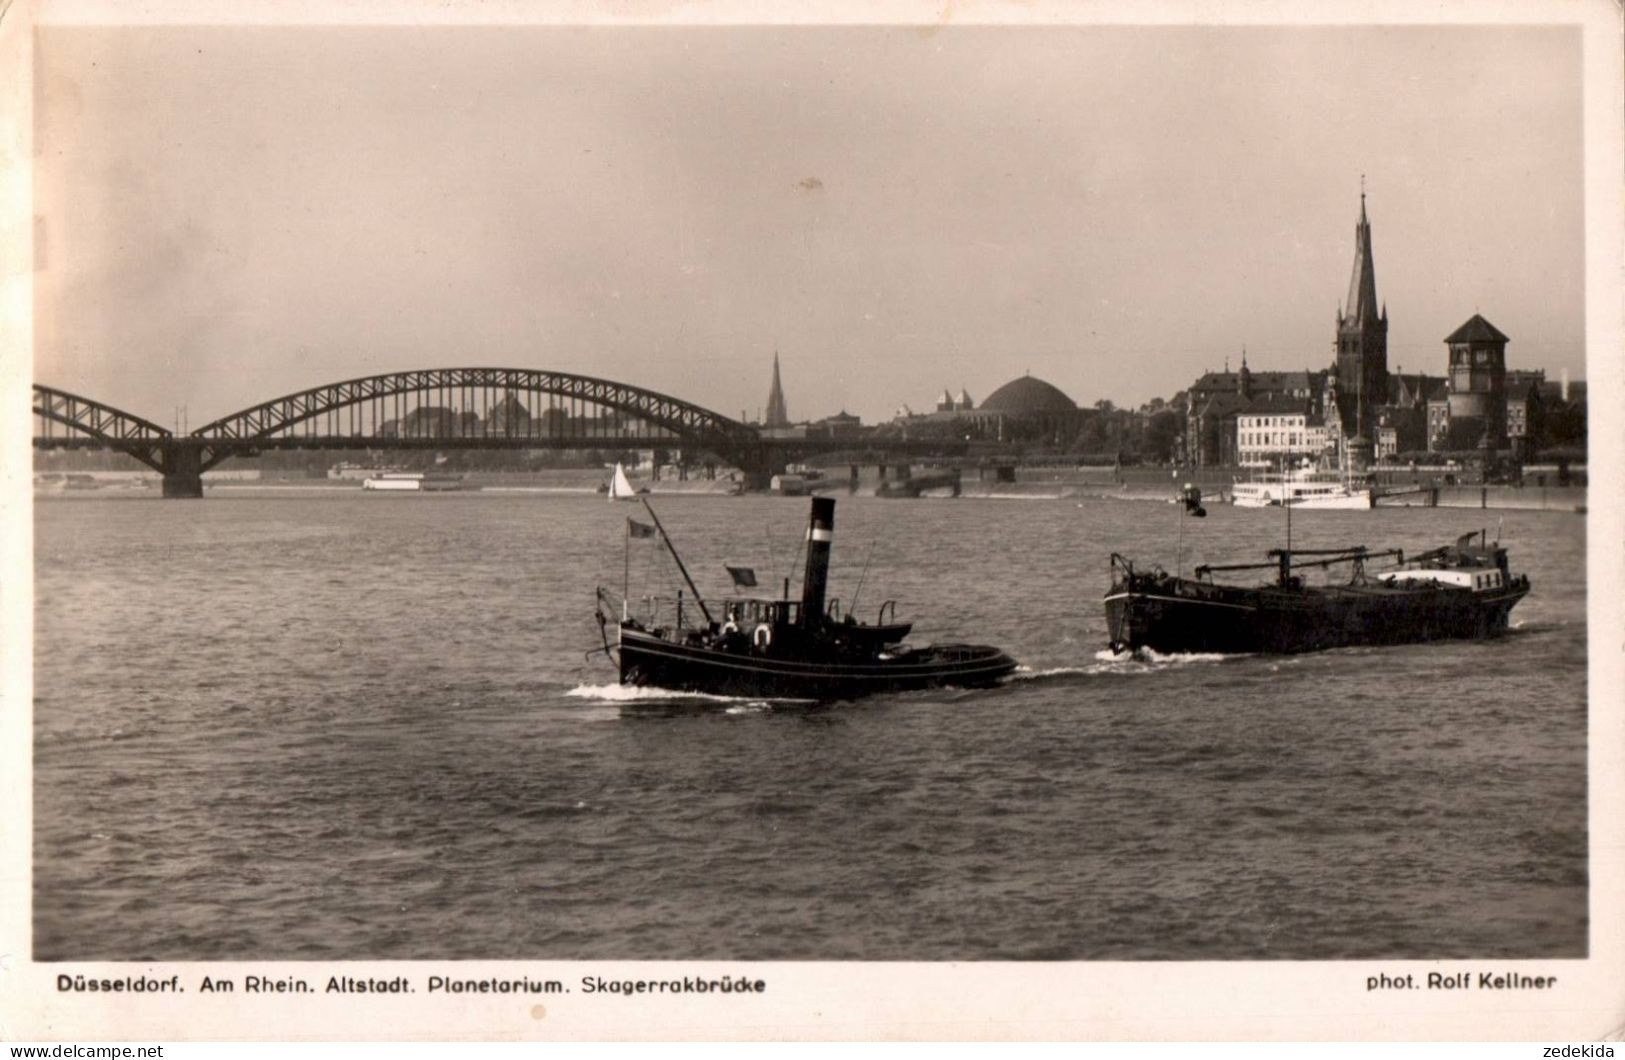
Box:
[628,518,657,539]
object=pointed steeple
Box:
[764,353,789,427]
[1334,183,1390,441]
[1344,184,1379,326]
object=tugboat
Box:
[596,497,1018,699]
[1105,530,1530,655]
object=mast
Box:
[638,498,714,626]
[1285,472,1293,553]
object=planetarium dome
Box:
[977,374,1078,416]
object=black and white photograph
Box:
[5,0,1622,1042]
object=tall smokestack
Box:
[800,496,836,628]
[1561,367,1569,402]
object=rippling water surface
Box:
[33,491,1587,959]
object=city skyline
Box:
[33,24,1586,428]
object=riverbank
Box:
[32,465,1587,512]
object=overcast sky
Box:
[33,24,1584,426]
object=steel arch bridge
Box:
[32,383,176,471]
[34,367,970,498]
[33,368,770,496]
[185,367,762,460]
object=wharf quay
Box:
[939,466,1587,512]
[32,463,1586,512]
[1380,484,1586,513]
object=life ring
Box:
[722,618,739,635]
[753,623,773,649]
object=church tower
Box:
[1334,187,1389,440]
[764,353,790,427]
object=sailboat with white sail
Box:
[606,462,642,501]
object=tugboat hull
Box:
[1105,578,1529,655]
[619,626,1017,699]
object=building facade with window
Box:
[1236,395,1331,468]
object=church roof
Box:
[1339,192,1378,326]
[1193,369,1317,393]
[1254,370,1316,390]
[1192,371,1238,391]
[764,354,790,427]
[1389,373,1449,405]
[1444,314,1509,344]
[978,374,1077,415]
[1342,193,1382,327]
[1197,392,1250,418]
[1238,393,1310,416]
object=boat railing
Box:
[1110,553,1175,584]
[614,592,705,632]
[877,599,899,627]
[1195,547,1405,586]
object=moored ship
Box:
[597,496,1018,699]
[1230,466,1373,509]
[361,471,464,491]
[1105,530,1529,655]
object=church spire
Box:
[1344,183,1379,326]
[1334,182,1390,441]
[764,352,789,427]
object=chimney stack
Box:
[800,497,836,628]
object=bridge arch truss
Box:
[32,384,174,471]
[186,368,763,470]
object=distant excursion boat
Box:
[361,471,464,492]
[595,496,1018,699]
[1231,465,1373,509]
[330,462,394,480]
[35,473,102,492]
[1105,530,1530,655]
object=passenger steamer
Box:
[361,471,464,492]
[1230,466,1373,509]
[597,497,1018,699]
[1105,530,1529,655]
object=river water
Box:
[32,490,1587,960]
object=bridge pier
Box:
[730,446,784,493]
[161,441,204,498]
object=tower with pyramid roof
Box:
[1334,187,1389,444]
[1443,313,1510,450]
[764,353,790,428]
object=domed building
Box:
[978,375,1078,417]
[967,373,1082,441]
[890,372,1084,443]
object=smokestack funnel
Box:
[1561,367,1569,402]
[800,496,836,627]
